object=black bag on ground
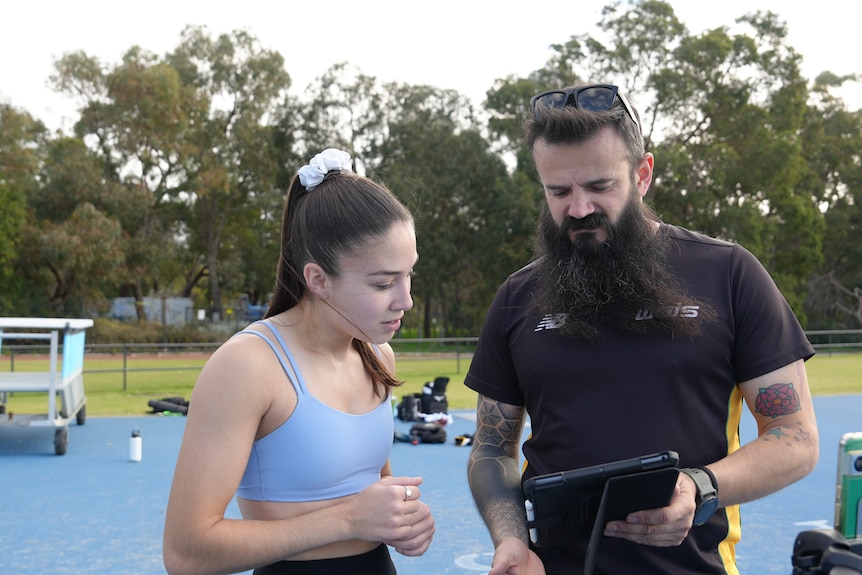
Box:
[148,396,189,415]
[409,422,447,444]
[396,393,422,421]
[420,376,449,414]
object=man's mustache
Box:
[562,213,608,233]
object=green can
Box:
[835,431,862,539]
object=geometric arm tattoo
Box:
[467,394,529,545]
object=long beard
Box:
[531,193,711,341]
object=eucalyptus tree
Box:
[811,196,862,328]
[165,26,291,318]
[1,101,135,316]
[0,105,42,313]
[50,26,291,319]
[375,84,530,336]
[20,200,125,315]
[0,180,25,314]
[24,136,131,314]
[50,46,202,317]
[802,78,862,328]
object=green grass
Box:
[1,352,858,417]
[805,353,862,395]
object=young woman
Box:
[164,149,434,575]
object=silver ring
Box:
[404,486,413,501]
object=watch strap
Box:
[697,466,719,497]
[681,467,718,499]
[681,467,720,525]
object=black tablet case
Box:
[525,464,680,575]
[525,466,679,546]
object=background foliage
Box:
[1,0,861,334]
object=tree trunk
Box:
[208,252,222,321]
[829,273,862,327]
[133,279,146,321]
[422,293,432,339]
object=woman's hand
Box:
[347,476,435,555]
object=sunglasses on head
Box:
[529,84,640,130]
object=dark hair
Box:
[523,86,645,167]
[265,168,413,395]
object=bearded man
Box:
[465,84,818,575]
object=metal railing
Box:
[805,330,862,356]
[0,331,858,385]
[0,338,480,389]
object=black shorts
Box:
[253,544,396,575]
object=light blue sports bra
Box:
[236,320,394,502]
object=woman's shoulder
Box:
[197,325,287,388]
[214,323,277,358]
[375,341,396,370]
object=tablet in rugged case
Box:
[523,451,680,546]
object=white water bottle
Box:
[130,429,142,462]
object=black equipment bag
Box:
[396,393,422,421]
[409,422,447,444]
[148,396,189,415]
[420,376,449,414]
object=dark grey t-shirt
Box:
[465,224,814,575]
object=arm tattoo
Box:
[468,395,529,544]
[472,395,524,458]
[755,382,813,447]
[754,383,801,418]
[761,423,812,447]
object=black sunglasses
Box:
[529,84,640,130]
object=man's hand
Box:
[488,537,547,575]
[602,471,697,546]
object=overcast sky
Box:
[2,0,860,133]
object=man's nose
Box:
[566,192,595,220]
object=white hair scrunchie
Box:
[297,148,353,190]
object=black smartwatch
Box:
[681,467,719,526]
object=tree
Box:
[50,26,291,319]
[50,47,197,317]
[0,105,43,313]
[14,136,131,315]
[166,26,291,318]
[802,78,862,327]
[19,202,125,315]
[377,84,531,336]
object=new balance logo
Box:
[635,305,700,321]
[535,314,567,331]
